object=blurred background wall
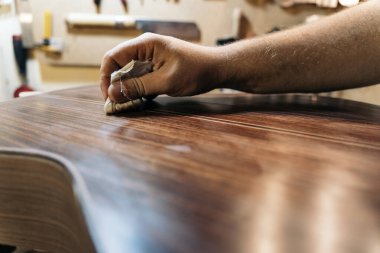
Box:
[0,0,378,104]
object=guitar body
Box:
[0,86,379,253]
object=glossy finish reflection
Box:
[0,86,379,253]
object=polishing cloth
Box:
[104,60,153,114]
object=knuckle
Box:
[141,32,153,37]
[102,50,113,63]
[141,32,156,40]
[140,32,164,45]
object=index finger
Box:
[99,36,154,100]
[100,56,120,100]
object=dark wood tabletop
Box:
[0,85,379,253]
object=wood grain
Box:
[0,85,379,253]
[0,150,95,253]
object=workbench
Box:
[0,86,379,253]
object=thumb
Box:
[108,73,165,103]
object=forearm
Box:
[217,0,380,93]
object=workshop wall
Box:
[1,0,379,104]
[28,0,331,66]
[18,0,332,88]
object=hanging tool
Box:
[94,0,101,13]
[18,0,35,49]
[120,0,128,12]
[39,10,63,53]
[17,2,62,55]
[66,13,201,41]
[43,10,52,45]
[12,35,34,97]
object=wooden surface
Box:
[0,85,379,253]
[0,150,95,253]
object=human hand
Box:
[100,33,224,103]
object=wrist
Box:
[195,46,229,92]
[212,40,264,93]
[212,46,233,89]
[212,43,250,91]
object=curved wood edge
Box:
[0,147,98,253]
